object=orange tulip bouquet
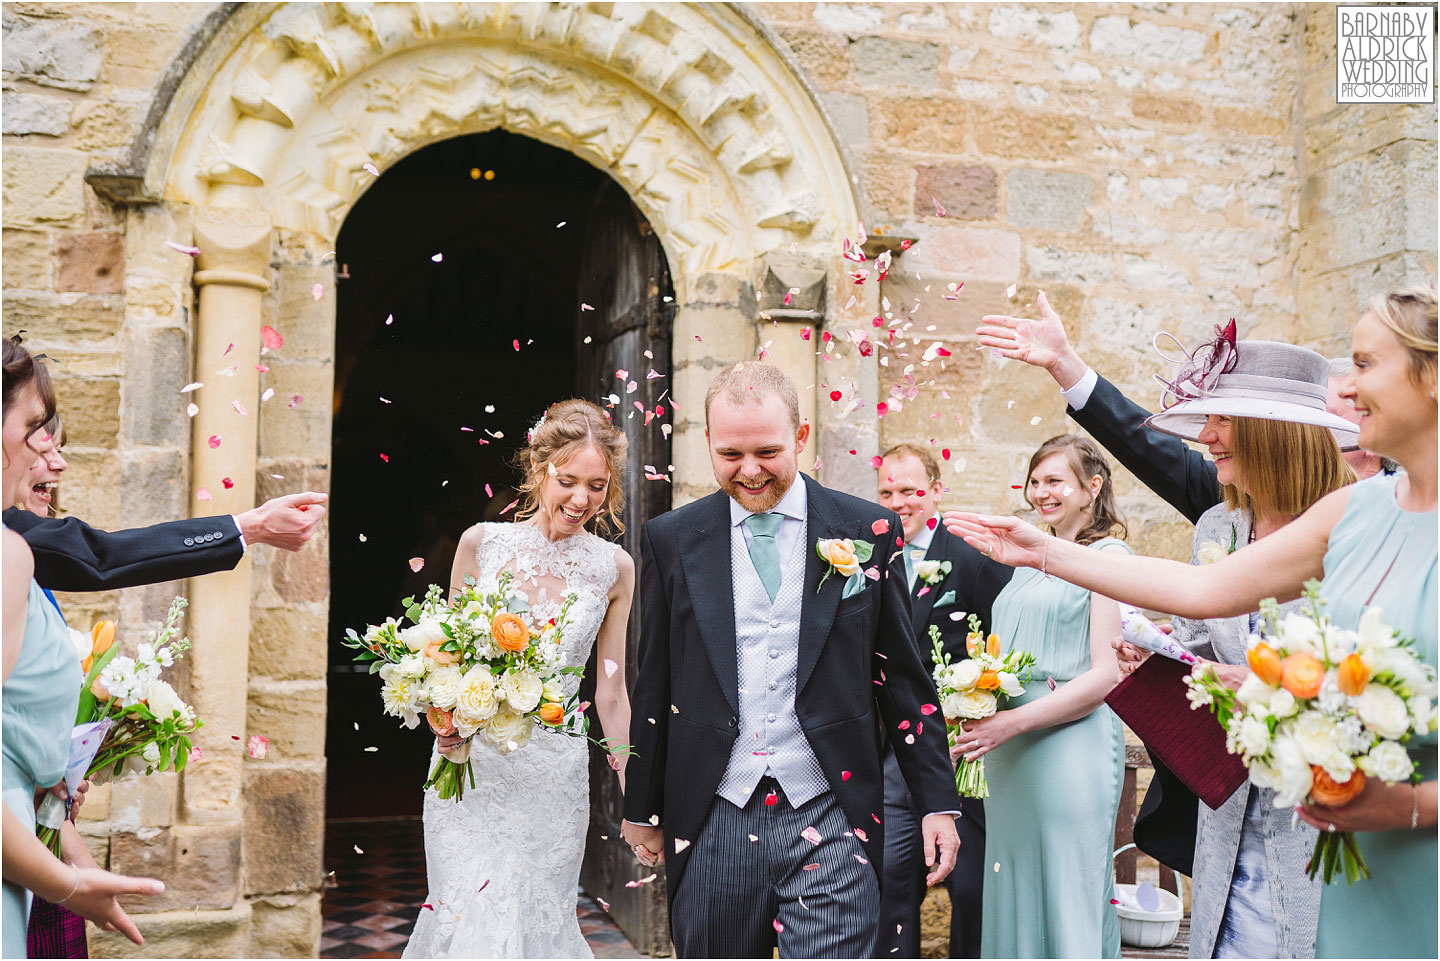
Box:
[343,571,585,801]
[37,597,202,855]
[1186,581,1436,884]
[930,616,1037,798]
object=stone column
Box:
[185,209,271,819]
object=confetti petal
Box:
[311,283,324,300]
[772,920,785,934]
[247,735,269,759]
[363,162,380,176]
[854,828,868,842]
[181,381,203,393]
[409,557,424,573]
[841,770,852,781]
[920,703,938,715]
[673,838,691,854]
[186,403,199,417]
[261,388,274,402]
[801,826,822,845]
[196,487,211,501]
[222,477,234,489]
[803,863,820,871]
[869,455,883,469]
[232,400,248,416]
[165,241,201,256]
[871,518,889,535]
[260,325,283,350]
[289,394,304,408]
[432,252,444,263]
[765,791,778,807]
[208,434,221,448]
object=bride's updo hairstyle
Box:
[512,398,628,536]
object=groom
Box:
[622,362,961,957]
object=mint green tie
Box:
[904,545,917,588]
[744,512,783,603]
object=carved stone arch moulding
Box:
[159,1,861,294]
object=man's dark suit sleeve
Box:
[1067,375,1221,525]
[624,521,670,827]
[4,508,245,592]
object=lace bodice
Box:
[403,521,621,959]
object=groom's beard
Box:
[721,469,793,513]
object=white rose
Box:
[1276,613,1321,656]
[949,689,998,720]
[482,707,534,753]
[1357,739,1415,784]
[452,667,499,734]
[145,679,189,722]
[1270,735,1315,808]
[950,659,982,692]
[396,653,427,679]
[817,538,862,578]
[1290,711,1355,782]
[1235,715,1272,758]
[399,618,448,653]
[940,692,966,719]
[1247,758,1282,793]
[1355,682,1412,740]
[1236,673,1274,709]
[423,667,463,711]
[1267,688,1299,719]
[500,670,544,713]
[913,559,942,582]
[1196,540,1228,565]
[68,628,93,663]
[997,672,1023,698]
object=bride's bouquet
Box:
[342,571,585,801]
[38,598,202,855]
[1185,581,1436,884]
[930,616,1037,798]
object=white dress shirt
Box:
[730,475,807,555]
[1059,366,1099,410]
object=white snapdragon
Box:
[68,628,93,663]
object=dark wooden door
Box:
[574,177,674,956]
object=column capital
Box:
[194,208,271,290]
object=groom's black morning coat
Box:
[625,474,961,903]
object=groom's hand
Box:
[921,813,960,885]
[621,820,665,868]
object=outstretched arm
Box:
[593,550,636,794]
[943,490,1346,619]
[621,524,671,865]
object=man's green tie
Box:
[903,544,917,588]
[743,512,783,603]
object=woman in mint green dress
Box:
[3,338,163,956]
[952,434,1129,958]
[947,285,1438,959]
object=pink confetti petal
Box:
[208,434,222,449]
[500,498,519,515]
[288,394,304,408]
[898,720,911,731]
[854,854,869,864]
[876,402,889,417]
[869,455,883,469]
[802,863,820,871]
[409,557,424,573]
[932,195,946,217]
[864,567,880,581]
[841,770,853,781]
[165,241,201,256]
[484,483,493,497]
[362,162,379,176]
[920,703,937,716]
[247,735,269,759]
[801,327,812,341]
[260,325,283,350]
[801,826,822,845]
[772,919,785,934]
[597,898,609,911]
[195,487,211,501]
[187,747,203,764]
[603,658,619,678]
[854,828,868,842]
[311,283,324,300]
[232,400,248,415]
[871,518,889,535]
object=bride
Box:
[403,399,635,959]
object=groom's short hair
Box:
[704,362,800,431]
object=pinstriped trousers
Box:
[670,778,880,959]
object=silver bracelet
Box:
[1412,785,1421,830]
[1041,538,1049,578]
[56,862,81,905]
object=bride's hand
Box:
[942,511,1047,569]
[436,733,465,751]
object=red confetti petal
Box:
[379,453,389,462]
[869,455,883,469]
[221,477,234,489]
[942,449,951,460]
[900,239,912,250]
[871,518,889,535]
[897,720,911,730]
[1011,484,1023,489]
[773,920,784,934]
[841,770,852,781]
[513,339,520,351]
[830,390,843,402]
[208,435,221,449]
[822,331,833,343]
[927,516,939,530]
[764,791,779,807]
[937,347,952,357]
[260,325,283,350]
[872,813,882,824]
[801,327,812,341]
[876,402,888,417]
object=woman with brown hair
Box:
[953,433,1130,958]
[405,398,635,959]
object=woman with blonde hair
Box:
[949,284,1438,958]
[404,398,636,959]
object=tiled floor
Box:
[321,818,641,959]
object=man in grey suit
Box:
[622,363,961,958]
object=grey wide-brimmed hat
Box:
[1145,326,1360,450]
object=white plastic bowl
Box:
[1113,881,1184,949]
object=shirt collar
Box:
[729,476,808,527]
[908,516,937,552]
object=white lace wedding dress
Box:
[403,523,620,959]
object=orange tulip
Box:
[1337,653,1370,697]
[537,702,565,726]
[83,619,117,673]
[975,670,1000,691]
[426,706,457,736]
[1280,652,1325,699]
[1309,765,1366,807]
[985,633,1001,658]
[966,632,983,658]
[89,677,112,702]
[1246,642,1284,686]
[490,612,530,652]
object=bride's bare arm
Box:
[944,486,1349,619]
[449,524,484,602]
[595,550,636,794]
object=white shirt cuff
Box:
[927,810,964,818]
[230,515,247,552]
[1059,366,1098,410]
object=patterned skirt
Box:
[27,896,88,959]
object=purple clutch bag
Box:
[1105,654,1248,811]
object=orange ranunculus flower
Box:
[975,670,1000,691]
[966,632,983,658]
[1246,642,1284,686]
[90,677,111,702]
[1310,765,1366,807]
[83,619,117,673]
[1337,653,1371,697]
[424,641,462,666]
[986,633,1001,658]
[426,706,457,736]
[1280,652,1325,699]
[491,612,530,652]
[537,702,565,726]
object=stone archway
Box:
[90,4,874,955]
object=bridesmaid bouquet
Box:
[930,616,1037,798]
[342,571,586,801]
[1185,581,1437,884]
[38,598,202,855]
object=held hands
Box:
[943,511,1047,569]
[621,820,664,868]
[976,291,1087,389]
[236,492,329,551]
[921,813,960,886]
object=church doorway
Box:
[325,130,674,925]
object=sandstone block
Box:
[1026,245,1114,285]
[270,532,330,606]
[817,421,878,499]
[110,822,241,913]
[249,892,322,959]
[56,230,124,293]
[3,229,52,288]
[977,363,1073,444]
[915,164,997,220]
[249,607,329,680]
[874,96,966,153]
[1,147,89,228]
[77,780,110,821]
[1138,177,1189,209]
[87,901,252,959]
[812,2,883,35]
[1,17,102,90]
[271,266,334,362]
[1092,213,1169,246]
[1089,16,1205,65]
[107,771,178,829]
[986,5,1081,50]
[53,376,120,447]
[673,306,752,370]
[246,680,327,760]
[72,96,147,151]
[1,290,124,344]
[1006,169,1092,232]
[1084,297,1169,348]
[120,323,190,447]
[1,90,73,135]
[243,767,324,895]
[906,226,1020,282]
[972,106,1078,160]
[125,203,196,281]
[119,447,187,526]
[257,362,335,460]
[1121,253,1193,293]
[820,91,869,146]
[1130,92,1202,125]
[52,449,121,527]
[851,36,939,88]
[775,27,851,87]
